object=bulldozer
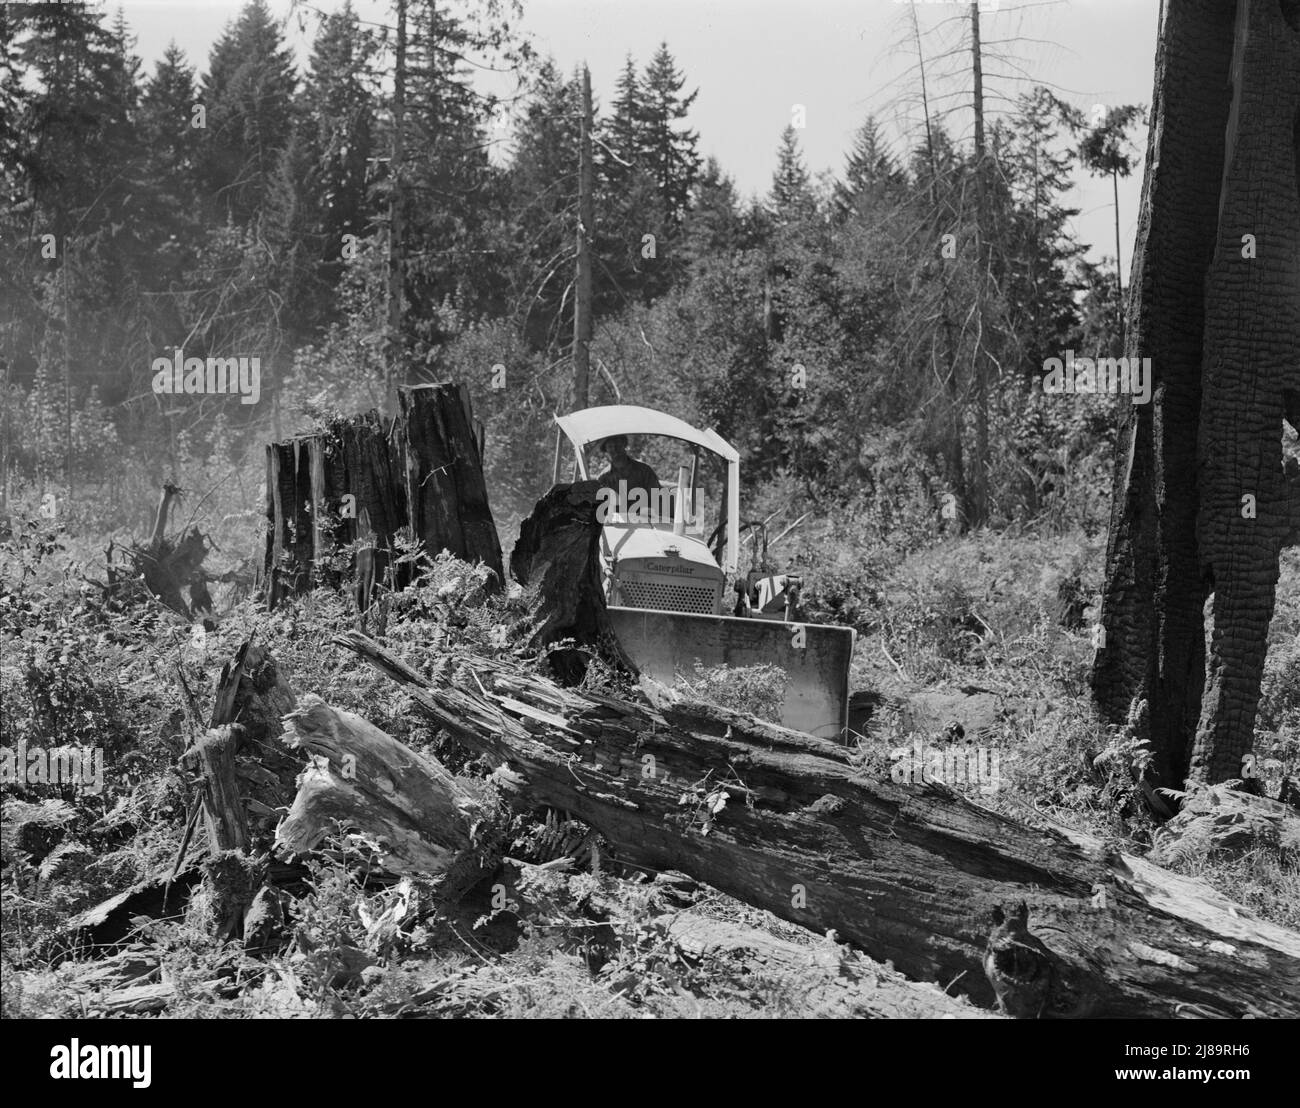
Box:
[551,405,855,740]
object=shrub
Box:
[675,661,788,723]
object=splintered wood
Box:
[275,695,485,877]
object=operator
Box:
[596,434,661,519]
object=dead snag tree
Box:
[337,631,1300,1019]
[263,382,503,609]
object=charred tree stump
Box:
[1185,2,1300,784]
[336,631,1300,1019]
[398,384,503,585]
[264,411,402,609]
[69,642,305,949]
[266,439,313,606]
[263,383,500,610]
[182,726,255,941]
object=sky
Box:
[111,0,1160,271]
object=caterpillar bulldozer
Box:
[551,405,856,740]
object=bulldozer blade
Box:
[607,606,855,741]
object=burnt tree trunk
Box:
[263,383,501,610]
[66,643,307,949]
[1090,0,1234,793]
[266,438,326,606]
[206,638,302,837]
[1092,0,1300,793]
[337,631,1300,1019]
[1187,0,1300,783]
[265,409,403,609]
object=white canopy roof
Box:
[555,405,739,463]
[554,405,741,575]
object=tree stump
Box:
[263,383,502,609]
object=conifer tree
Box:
[506,58,581,349]
[833,115,900,221]
[680,157,746,268]
[640,43,699,227]
[199,0,299,225]
[602,55,642,183]
[140,44,204,242]
[769,125,816,227]
[301,2,378,290]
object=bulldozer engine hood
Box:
[601,525,715,567]
[603,527,724,616]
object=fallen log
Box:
[79,982,175,1015]
[65,872,201,948]
[263,697,986,1015]
[560,866,990,1017]
[336,631,1300,1018]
